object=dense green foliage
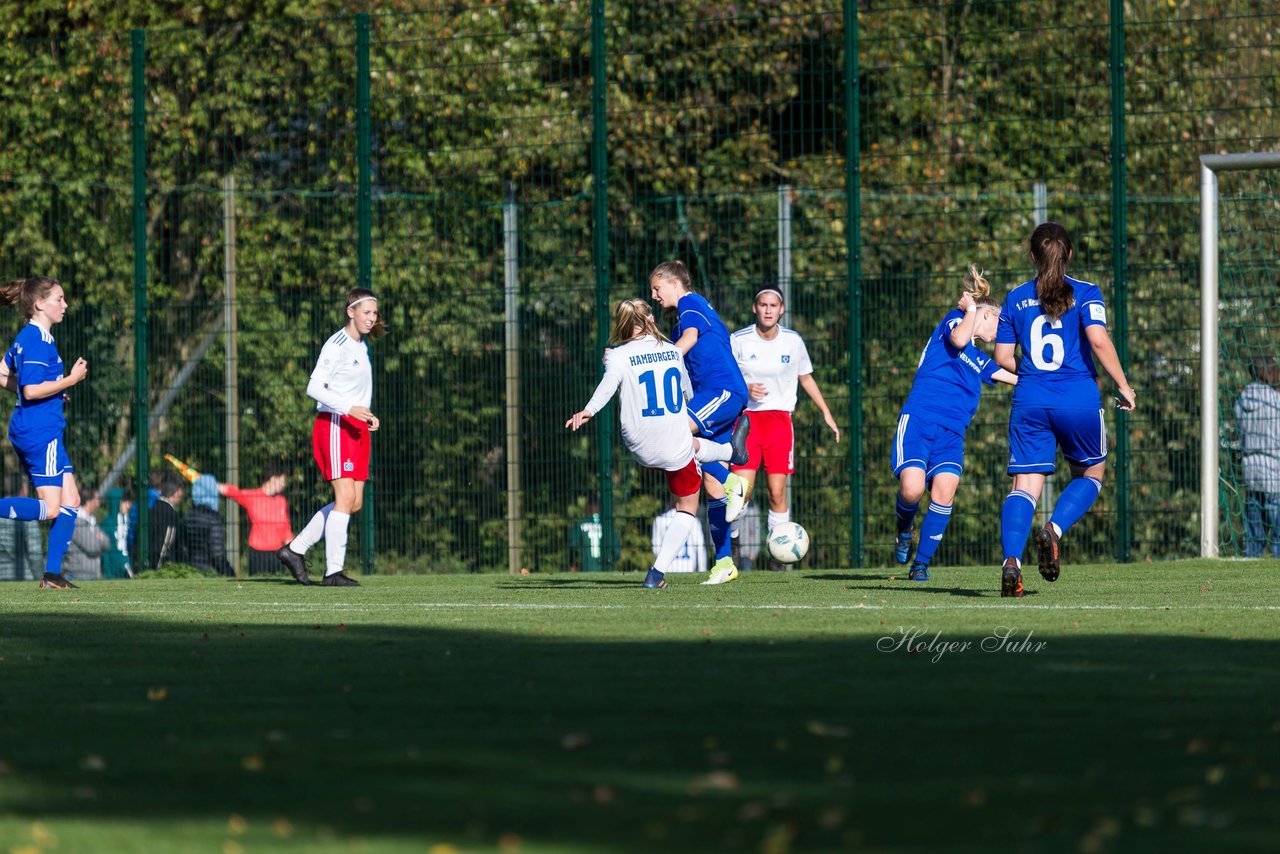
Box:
[0,1,1275,571]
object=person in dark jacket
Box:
[148,472,185,569]
[179,474,234,576]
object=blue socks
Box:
[914,502,952,566]
[0,496,44,521]
[707,496,730,560]
[703,461,730,485]
[44,505,78,575]
[1001,490,1038,563]
[1050,477,1103,537]
[895,494,919,534]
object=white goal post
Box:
[1199,151,1280,557]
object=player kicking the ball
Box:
[277,287,383,587]
[566,298,748,589]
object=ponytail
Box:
[962,264,998,308]
[0,276,61,320]
[1029,222,1073,321]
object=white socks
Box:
[768,508,790,532]
[693,439,733,464]
[653,510,697,573]
[324,511,351,577]
[290,503,333,554]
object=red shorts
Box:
[731,410,795,475]
[312,412,371,481]
[662,457,702,498]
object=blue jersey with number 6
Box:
[997,276,1107,409]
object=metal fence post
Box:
[131,28,150,569]
[1110,0,1131,562]
[356,12,374,573]
[590,0,615,570]
[843,0,863,567]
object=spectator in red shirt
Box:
[219,467,294,577]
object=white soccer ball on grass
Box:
[767,522,810,564]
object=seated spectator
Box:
[0,472,42,581]
[180,474,234,576]
[66,487,109,580]
[149,472,185,569]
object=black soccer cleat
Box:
[40,572,78,589]
[1000,558,1024,598]
[322,572,361,587]
[729,414,752,466]
[1035,525,1061,583]
[276,545,314,586]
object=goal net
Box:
[1201,152,1280,557]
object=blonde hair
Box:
[963,264,999,309]
[649,260,693,291]
[0,276,61,320]
[609,298,666,346]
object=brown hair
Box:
[609,298,667,346]
[346,287,386,339]
[649,260,693,291]
[1029,222,1074,321]
[0,276,62,320]
[963,264,999,309]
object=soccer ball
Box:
[767,522,810,564]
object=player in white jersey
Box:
[277,287,382,587]
[566,299,748,589]
[729,287,840,564]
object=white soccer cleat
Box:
[701,557,740,586]
[723,472,748,523]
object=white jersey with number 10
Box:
[582,335,694,470]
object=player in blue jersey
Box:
[892,266,1017,582]
[650,261,751,586]
[994,222,1135,597]
[0,277,90,588]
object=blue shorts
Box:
[12,435,75,488]
[1007,406,1107,475]
[687,388,747,444]
[891,412,965,483]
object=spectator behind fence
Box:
[100,487,133,579]
[1234,356,1280,557]
[179,474,234,576]
[0,472,43,581]
[66,487,109,580]
[568,498,620,573]
[220,467,294,576]
[149,472,185,569]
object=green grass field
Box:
[2,561,1278,853]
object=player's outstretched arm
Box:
[799,373,841,443]
[565,410,594,431]
[1084,325,1135,411]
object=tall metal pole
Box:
[1109,0,1131,562]
[223,175,240,576]
[843,0,863,566]
[356,13,374,573]
[1200,162,1219,558]
[778,184,794,520]
[504,182,523,575]
[590,0,615,570]
[131,29,150,569]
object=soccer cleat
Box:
[907,561,931,582]
[894,531,913,565]
[729,415,752,466]
[1035,525,1061,582]
[1000,558,1024,598]
[322,572,361,587]
[276,545,314,586]
[723,473,748,523]
[39,572,78,589]
[701,557,740,586]
[642,568,668,589]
